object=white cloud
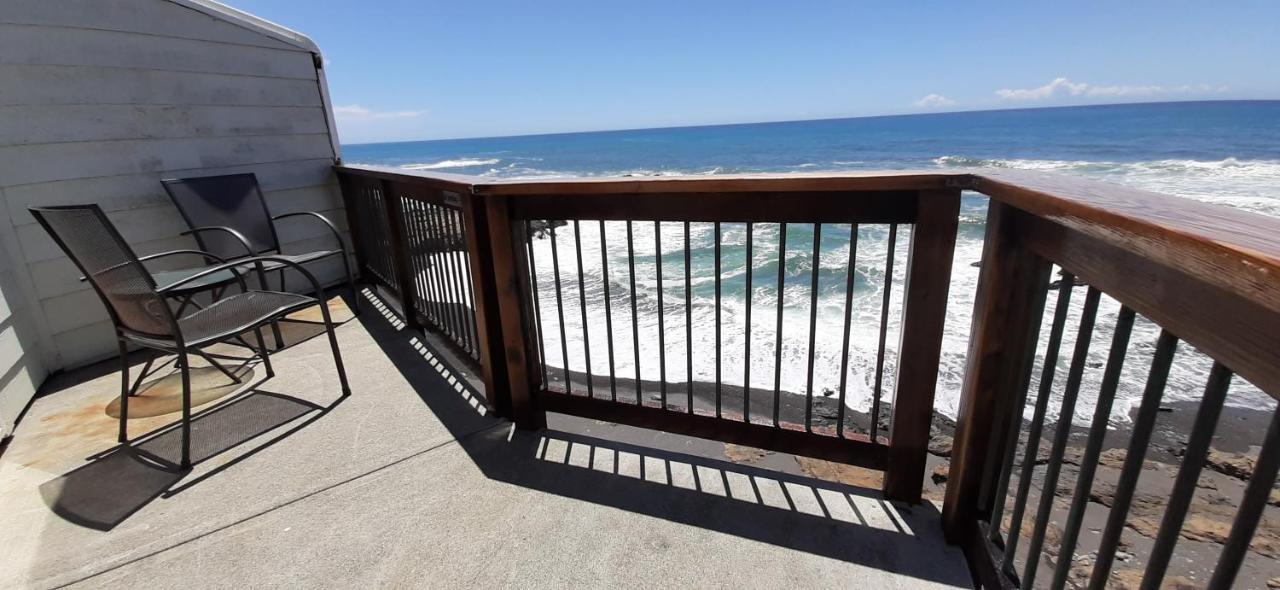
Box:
[995,77,1224,101]
[914,93,956,108]
[333,104,424,120]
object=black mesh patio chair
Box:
[31,204,350,469]
[161,173,360,345]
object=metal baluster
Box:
[1023,287,1102,587]
[685,221,694,413]
[573,220,594,398]
[1087,329,1178,589]
[627,221,641,404]
[804,223,822,432]
[773,223,787,427]
[450,208,481,355]
[430,204,465,345]
[524,221,550,390]
[1207,405,1280,589]
[444,208,473,351]
[549,224,572,392]
[656,222,667,407]
[1003,272,1077,573]
[600,221,617,401]
[1051,305,1137,590]
[714,221,722,418]
[744,222,754,422]
[836,224,859,438]
[871,224,897,442]
[1140,362,1233,590]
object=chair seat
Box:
[180,291,315,344]
[128,291,315,348]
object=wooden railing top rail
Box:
[335,164,1280,315]
[975,169,1280,317]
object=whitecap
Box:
[402,158,501,170]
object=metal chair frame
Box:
[32,205,351,469]
[160,174,360,349]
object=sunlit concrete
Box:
[0,291,970,589]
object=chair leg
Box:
[252,326,275,378]
[129,356,153,397]
[179,352,192,469]
[315,298,351,396]
[196,351,242,385]
[117,339,129,443]
[255,262,286,350]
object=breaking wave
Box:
[402,158,501,170]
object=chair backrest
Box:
[30,205,176,338]
[161,173,279,260]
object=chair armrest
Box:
[155,259,255,293]
[137,249,229,264]
[156,255,327,296]
[181,226,257,257]
[80,250,230,282]
[271,211,349,254]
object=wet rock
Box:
[1206,449,1257,480]
[1111,569,1197,590]
[1061,446,1085,466]
[931,463,949,484]
[795,456,883,488]
[928,435,953,457]
[1181,514,1232,544]
[1098,447,1158,470]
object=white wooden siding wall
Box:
[0,0,346,424]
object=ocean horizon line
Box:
[340,98,1279,148]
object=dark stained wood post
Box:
[942,201,1050,544]
[483,195,545,430]
[335,171,369,284]
[883,188,960,503]
[460,190,512,417]
[379,179,421,331]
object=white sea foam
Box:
[402,158,501,170]
[415,152,1280,425]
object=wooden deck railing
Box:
[334,164,1280,589]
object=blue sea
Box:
[345,101,1280,423]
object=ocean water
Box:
[345,101,1280,424]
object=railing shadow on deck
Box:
[355,288,971,587]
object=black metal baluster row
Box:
[447,207,481,357]
[524,219,905,441]
[982,278,1272,590]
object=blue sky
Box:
[229,0,1280,144]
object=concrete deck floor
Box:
[0,291,971,589]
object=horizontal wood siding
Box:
[0,0,344,379]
